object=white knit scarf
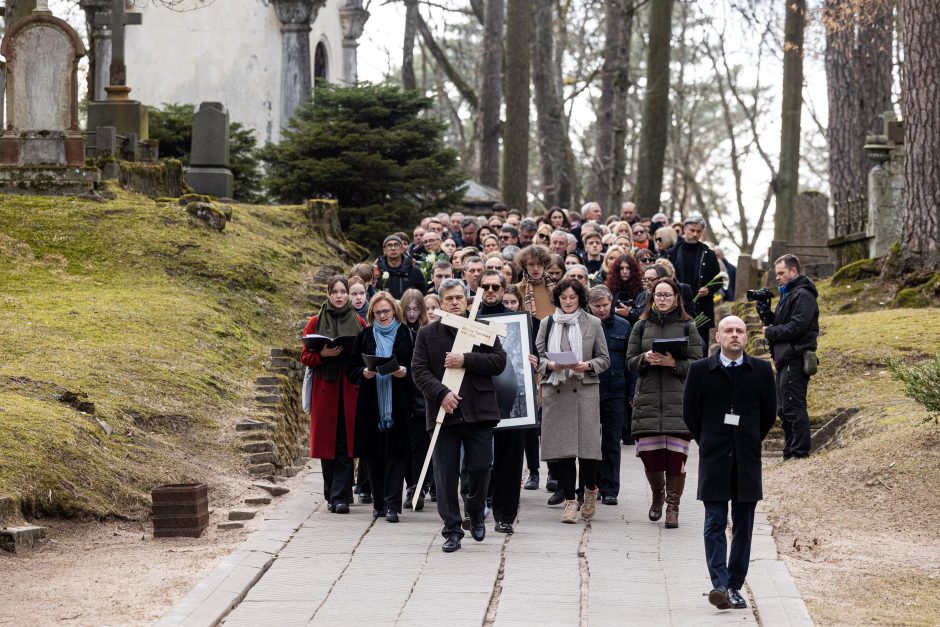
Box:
[547,308,584,386]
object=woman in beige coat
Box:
[536,277,610,524]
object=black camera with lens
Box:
[746,288,775,326]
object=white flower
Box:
[381,271,390,281]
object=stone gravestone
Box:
[866,112,905,259]
[0,5,100,195]
[185,102,234,198]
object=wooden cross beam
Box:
[412,290,506,509]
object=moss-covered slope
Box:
[0,191,338,518]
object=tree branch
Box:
[416,9,479,110]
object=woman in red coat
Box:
[300,275,366,514]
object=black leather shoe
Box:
[429,490,437,502]
[470,513,486,542]
[333,502,350,514]
[414,492,425,511]
[523,474,539,490]
[727,589,747,609]
[547,490,565,506]
[372,508,388,519]
[385,511,400,523]
[327,502,335,513]
[461,513,471,530]
[495,521,514,534]
[546,477,559,492]
[404,486,415,509]
[601,495,618,505]
[708,587,732,610]
[442,536,461,553]
[358,492,373,504]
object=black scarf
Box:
[313,299,362,381]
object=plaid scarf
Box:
[522,270,556,318]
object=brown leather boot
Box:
[664,473,686,528]
[646,471,666,521]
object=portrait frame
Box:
[480,311,539,430]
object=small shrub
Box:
[886,355,940,420]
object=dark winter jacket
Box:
[764,275,819,367]
[667,241,720,328]
[346,324,415,457]
[599,313,635,400]
[626,308,703,437]
[683,352,776,502]
[374,255,427,299]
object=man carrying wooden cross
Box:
[412,279,507,553]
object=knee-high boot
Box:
[664,473,686,529]
[646,471,666,521]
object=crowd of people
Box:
[299,200,818,611]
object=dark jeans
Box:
[491,428,525,524]
[703,500,757,590]
[776,359,811,459]
[599,396,626,498]
[407,412,432,493]
[321,408,353,507]
[433,421,494,539]
[368,434,407,514]
[556,457,598,500]
[524,427,540,475]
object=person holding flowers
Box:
[666,214,721,341]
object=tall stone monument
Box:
[86,0,148,139]
[339,0,369,85]
[865,112,905,259]
[0,1,100,195]
[275,0,327,125]
[185,102,233,198]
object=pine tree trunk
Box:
[502,0,531,211]
[606,2,634,218]
[899,0,940,271]
[825,0,861,213]
[478,0,505,189]
[774,0,806,244]
[5,0,37,28]
[633,0,674,218]
[532,0,575,209]
[401,0,418,91]
[857,0,895,135]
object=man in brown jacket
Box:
[412,279,507,553]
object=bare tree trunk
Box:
[633,0,674,218]
[825,0,861,213]
[607,1,634,217]
[502,0,531,210]
[857,0,895,135]
[478,0,504,189]
[774,0,806,244]
[5,0,37,28]
[899,0,940,271]
[401,0,418,90]
[532,0,575,209]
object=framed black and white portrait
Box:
[480,311,538,429]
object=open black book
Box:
[362,355,400,376]
[652,338,688,360]
[302,334,356,352]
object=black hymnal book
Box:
[302,334,356,352]
[652,338,688,360]
[362,355,400,376]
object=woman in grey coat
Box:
[536,277,610,524]
[627,277,703,529]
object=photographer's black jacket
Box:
[764,275,819,366]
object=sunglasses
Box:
[480,284,502,292]
[654,237,663,242]
[638,258,654,264]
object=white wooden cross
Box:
[412,289,506,509]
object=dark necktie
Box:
[725,361,740,382]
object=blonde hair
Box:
[400,288,429,327]
[601,245,625,274]
[367,291,403,325]
[654,258,677,278]
[654,226,677,250]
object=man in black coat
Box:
[374,235,427,299]
[667,214,721,338]
[763,254,819,460]
[412,279,507,553]
[683,315,776,611]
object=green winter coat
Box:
[626,308,703,437]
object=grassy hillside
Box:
[0,191,342,518]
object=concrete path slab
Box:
[159,442,813,626]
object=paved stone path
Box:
[159,443,813,627]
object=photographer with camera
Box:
[762,254,819,460]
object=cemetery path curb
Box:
[154,470,321,627]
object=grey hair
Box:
[566,264,588,277]
[439,278,465,295]
[481,269,506,288]
[519,218,538,232]
[501,245,520,260]
[684,213,706,226]
[588,285,613,304]
[463,255,483,270]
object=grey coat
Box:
[536,311,610,460]
[626,308,703,438]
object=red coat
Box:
[300,314,365,459]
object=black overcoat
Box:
[411,318,507,431]
[682,352,776,502]
[346,324,415,458]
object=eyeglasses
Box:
[384,242,402,249]
[633,230,646,235]
[654,238,663,242]
[374,308,394,316]
[480,284,503,292]
[638,258,654,264]
[499,235,512,240]
[653,292,675,300]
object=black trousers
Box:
[622,401,634,444]
[555,457,598,500]
[599,396,626,498]
[368,432,408,515]
[491,428,525,524]
[703,500,757,590]
[321,406,353,507]
[433,421,493,539]
[407,412,432,492]
[524,427,540,475]
[776,359,811,458]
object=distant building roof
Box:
[462,180,502,207]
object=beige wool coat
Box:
[536,310,610,460]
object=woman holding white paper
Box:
[536,277,610,524]
[346,292,414,522]
[626,277,703,529]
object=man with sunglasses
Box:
[499,225,520,250]
[632,224,651,250]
